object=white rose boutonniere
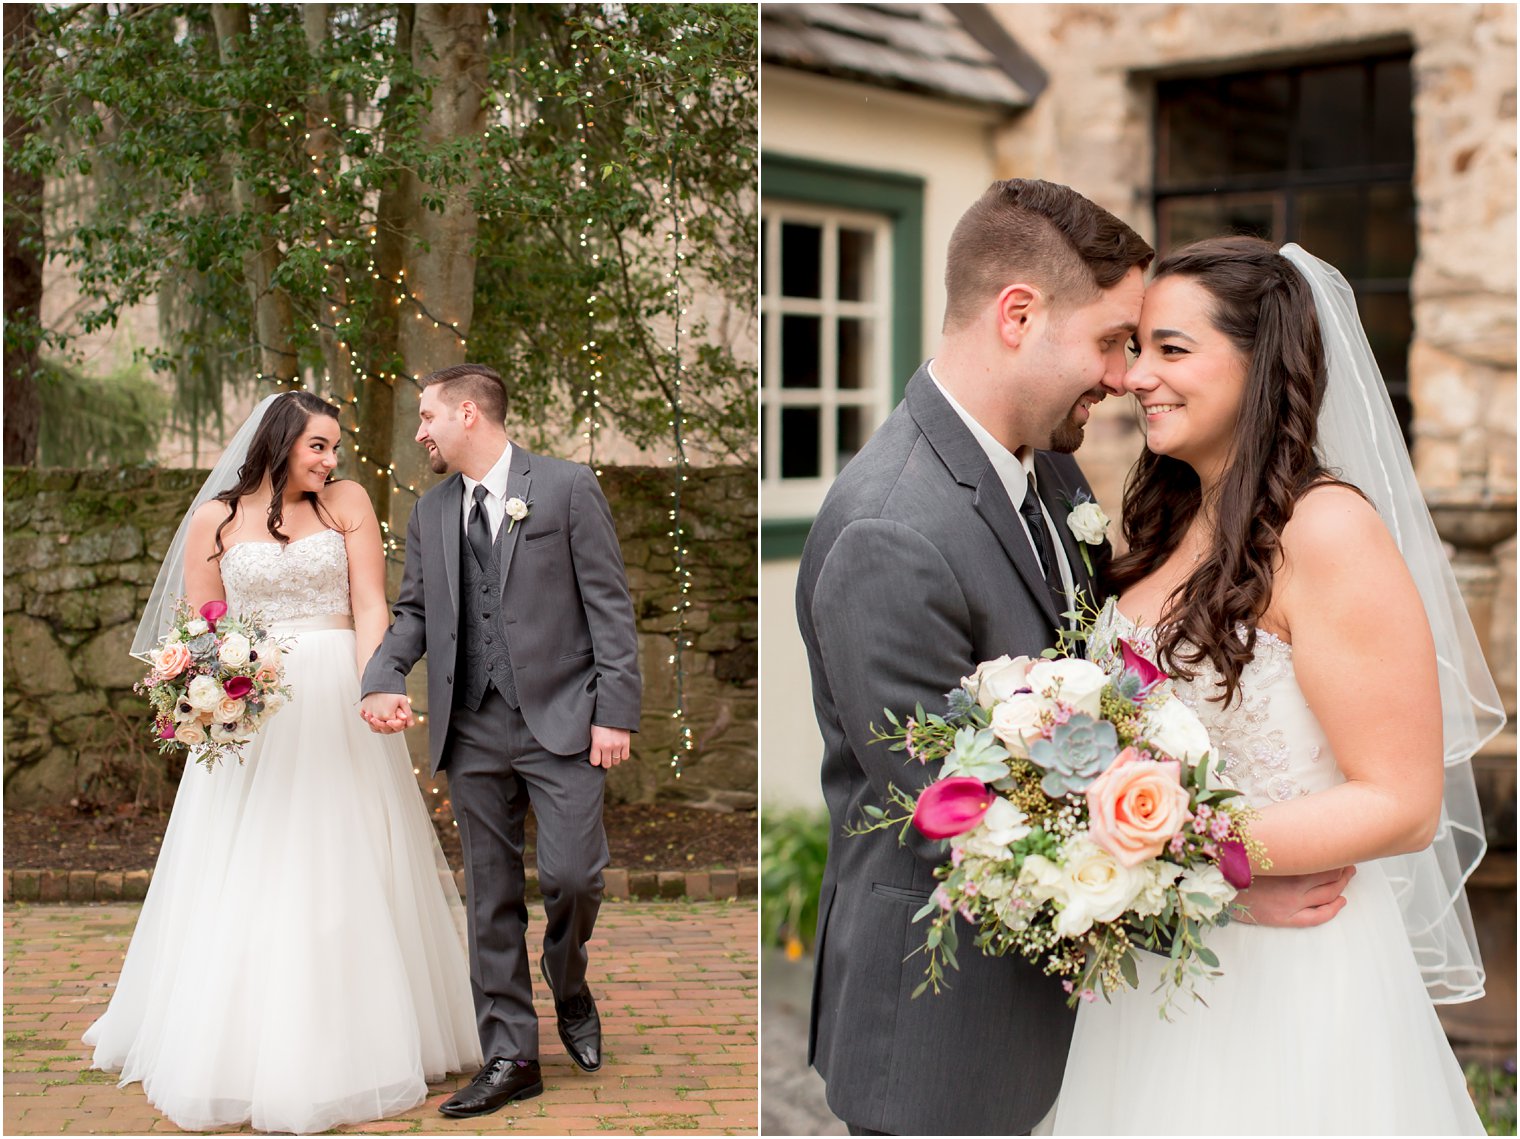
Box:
[1065,495,1110,575]
[504,497,530,533]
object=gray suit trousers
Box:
[445,686,608,1061]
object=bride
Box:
[1045,238,1498,1134]
[83,390,482,1133]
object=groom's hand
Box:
[1230,865,1356,928]
[588,725,631,769]
[360,692,414,734]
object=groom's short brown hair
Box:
[943,179,1153,331]
[423,364,508,425]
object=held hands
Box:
[589,725,631,769]
[360,692,414,734]
[1230,865,1356,928]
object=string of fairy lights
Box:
[246,41,697,781]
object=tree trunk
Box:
[211,4,297,388]
[303,4,354,408]
[353,4,414,526]
[3,3,43,466]
[390,3,489,525]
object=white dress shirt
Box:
[928,363,1077,623]
[460,443,513,541]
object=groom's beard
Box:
[1049,411,1085,454]
[425,446,449,474]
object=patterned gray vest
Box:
[457,519,518,712]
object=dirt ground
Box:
[3,801,757,874]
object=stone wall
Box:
[3,464,757,812]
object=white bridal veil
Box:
[1281,242,1504,1004]
[130,393,287,661]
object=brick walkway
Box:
[3,901,757,1136]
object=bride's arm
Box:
[1246,485,1444,875]
[182,502,230,609]
[326,481,390,676]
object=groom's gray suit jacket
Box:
[362,446,641,774]
[797,369,1108,1136]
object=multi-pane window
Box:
[762,203,894,518]
[1154,54,1417,437]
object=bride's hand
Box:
[1230,865,1356,928]
[360,692,414,734]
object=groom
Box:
[797,180,1353,1135]
[360,364,641,1117]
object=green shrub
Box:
[1467,1060,1517,1135]
[761,808,830,959]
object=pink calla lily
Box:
[912,777,995,841]
[1120,639,1167,692]
[156,719,176,741]
[1217,838,1253,890]
[200,599,229,631]
[224,675,254,699]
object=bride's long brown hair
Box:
[1104,236,1360,706]
[209,391,346,560]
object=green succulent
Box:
[1027,714,1119,797]
[938,726,1012,783]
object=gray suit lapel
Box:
[908,373,1062,631]
[497,446,533,595]
[439,475,463,618]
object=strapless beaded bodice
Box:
[1088,598,1343,806]
[219,528,351,625]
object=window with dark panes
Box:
[1154,54,1417,438]
[762,204,894,518]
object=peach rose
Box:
[215,697,247,723]
[154,642,193,679]
[1086,747,1191,867]
[174,721,207,746]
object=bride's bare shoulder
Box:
[317,478,377,527]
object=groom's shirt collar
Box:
[926,361,1035,508]
[460,443,513,538]
[928,360,1078,616]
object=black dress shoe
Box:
[438,1057,543,1117]
[540,954,603,1072]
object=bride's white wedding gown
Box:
[1043,601,1483,1136]
[83,528,482,1134]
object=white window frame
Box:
[761,200,895,520]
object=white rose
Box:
[1142,694,1214,763]
[1130,859,1184,918]
[186,618,210,637]
[960,798,1032,859]
[962,654,1035,710]
[217,633,251,668]
[989,691,1047,758]
[1051,834,1146,938]
[186,674,224,712]
[263,691,289,715]
[1027,658,1108,720]
[1178,864,1235,920]
[1067,501,1110,545]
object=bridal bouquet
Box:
[136,600,290,772]
[855,630,1268,1017]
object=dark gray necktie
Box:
[467,484,493,570]
[1018,477,1059,593]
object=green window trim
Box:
[762,153,925,561]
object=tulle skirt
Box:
[83,626,483,1134]
[1043,861,1483,1135]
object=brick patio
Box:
[3,901,757,1136]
